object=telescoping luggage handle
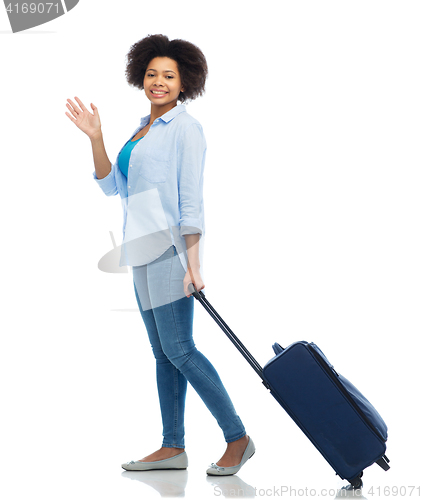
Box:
[188,284,270,389]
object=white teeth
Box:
[152,90,167,94]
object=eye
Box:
[166,75,174,79]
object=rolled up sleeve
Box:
[92,162,118,196]
[177,124,206,237]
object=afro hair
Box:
[125,34,208,103]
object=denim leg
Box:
[133,261,186,449]
[147,247,246,443]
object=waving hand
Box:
[65,96,102,140]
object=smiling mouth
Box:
[151,90,168,95]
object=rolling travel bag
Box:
[188,285,390,489]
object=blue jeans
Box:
[132,245,246,449]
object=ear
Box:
[181,86,185,93]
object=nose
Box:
[153,75,165,87]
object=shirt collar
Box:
[139,104,186,126]
[160,104,186,123]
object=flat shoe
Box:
[206,437,255,476]
[122,451,188,471]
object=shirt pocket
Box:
[139,146,172,183]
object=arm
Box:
[178,124,205,238]
[91,132,117,196]
[65,96,116,195]
[178,124,206,296]
[90,131,112,180]
[183,233,204,297]
[184,233,201,270]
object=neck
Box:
[149,102,179,124]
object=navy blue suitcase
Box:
[189,286,390,489]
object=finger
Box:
[66,99,82,116]
[66,102,79,118]
[74,96,88,112]
[91,103,100,120]
[65,111,77,123]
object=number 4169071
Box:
[5,3,60,14]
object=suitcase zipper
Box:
[306,343,386,443]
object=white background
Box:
[1,1,423,499]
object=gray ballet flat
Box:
[206,437,255,476]
[122,451,188,471]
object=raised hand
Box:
[65,96,102,139]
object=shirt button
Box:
[128,185,131,188]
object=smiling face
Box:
[143,57,184,112]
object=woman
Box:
[65,34,254,476]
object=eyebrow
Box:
[146,69,177,74]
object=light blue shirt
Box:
[93,104,206,272]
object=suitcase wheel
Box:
[348,472,363,490]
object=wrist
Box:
[89,130,103,142]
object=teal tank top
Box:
[119,136,143,178]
